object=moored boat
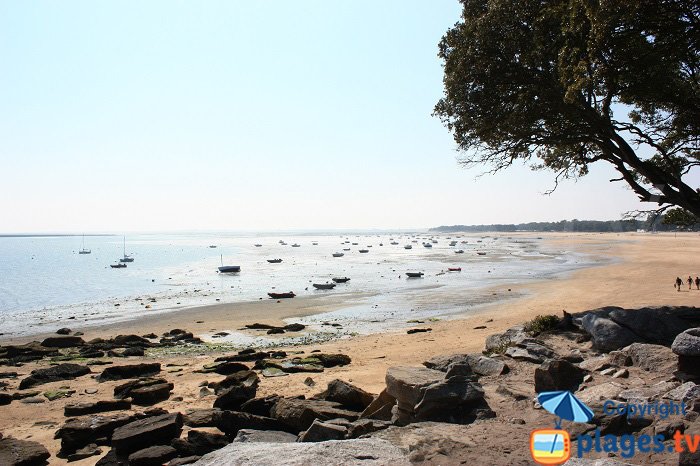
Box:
[267,259,282,263]
[332,252,344,257]
[312,283,336,290]
[404,245,413,249]
[406,272,424,278]
[332,277,351,283]
[218,254,240,273]
[448,267,462,272]
[268,292,295,299]
[110,263,127,268]
[358,249,369,253]
[455,249,464,254]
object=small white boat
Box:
[79,234,91,254]
[218,255,241,273]
[455,249,464,254]
[332,252,344,257]
[119,236,134,263]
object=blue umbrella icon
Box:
[537,391,594,428]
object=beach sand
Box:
[1,231,699,464]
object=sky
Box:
[0,1,661,233]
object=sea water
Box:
[0,232,601,338]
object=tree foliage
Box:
[662,207,699,228]
[434,0,700,215]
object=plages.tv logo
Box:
[530,391,593,465]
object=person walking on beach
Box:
[676,277,683,291]
[689,276,694,290]
[695,276,700,290]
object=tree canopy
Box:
[434,0,700,215]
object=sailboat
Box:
[119,236,134,263]
[79,234,91,254]
[218,254,240,273]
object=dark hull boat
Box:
[218,265,241,273]
[332,277,351,283]
[448,267,462,272]
[358,249,369,253]
[267,259,282,263]
[110,263,127,268]
[313,283,336,290]
[268,292,295,299]
[406,272,424,278]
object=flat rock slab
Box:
[0,437,51,466]
[193,438,409,465]
[315,379,375,411]
[56,413,137,454]
[271,398,360,432]
[65,399,132,416]
[128,445,178,466]
[19,363,91,390]
[111,412,183,455]
[40,336,85,348]
[98,363,161,382]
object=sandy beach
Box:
[2,231,699,465]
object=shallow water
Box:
[0,232,600,337]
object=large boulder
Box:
[113,378,173,405]
[314,379,374,411]
[128,445,178,466]
[0,437,50,465]
[112,335,151,346]
[504,339,557,363]
[298,419,348,442]
[271,398,360,432]
[534,359,587,393]
[577,306,700,351]
[213,371,259,410]
[192,438,409,465]
[385,367,444,409]
[359,389,396,421]
[672,328,700,378]
[484,326,528,352]
[98,363,161,382]
[424,353,508,376]
[184,409,223,428]
[19,363,91,389]
[621,343,676,372]
[111,412,183,455]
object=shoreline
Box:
[0,231,609,347]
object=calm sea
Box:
[0,232,598,337]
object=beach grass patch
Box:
[524,314,560,335]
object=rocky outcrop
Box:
[19,363,90,389]
[673,328,700,379]
[423,353,508,376]
[213,371,259,411]
[577,306,700,351]
[0,437,50,465]
[55,413,137,454]
[192,438,410,465]
[534,359,586,392]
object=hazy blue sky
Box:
[0,1,656,233]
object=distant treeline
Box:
[431,217,698,233]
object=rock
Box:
[112,335,151,346]
[198,361,249,375]
[20,397,45,404]
[191,438,409,465]
[612,369,629,379]
[128,445,178,466]
[267,328,285,334]
[622,343,676,372]
[94,449,122,466]
[618,381,678,402]
[56,328,72,335]
[664,381,700,404]
[0,437,50,465]
[114,377,171,400]
[495,383,530,401]
[40,336,85,348]
[673,328,700,355]
[65,399,132,416]
[0,342,59,364]
[259,360,324,373]
[121,347,145,357]
[168,456,202,466]
[233,429,297,443]
[184,409,223,428]
[608,350,632,367]
[129,383,173,406]
[44,389,76,401]
[385,366,444,409]
[577,306,700,351]
[360,389,396,421]
[504,339,557,363]
[262,367,288,377]
[215,411,290,437]
[213,372,259,411]
[299,419,347,442]
[98,363,161,382]
[534,359,586,392]
[310,353,351,368]
[111,413,183,455]
[271,399,360,432]
[654,420,685,440]
[423,354,470,372]
[19,363,91,389]
[576,382,624,407]
[0,393,12,405]
[411,376,493,424]
[484,326,528,352]
[314,379,374,411]
[407,328,431,334]
[56,413,137,454]
[182,430,229,456]
[578,356,613,372]
[599,368,617,376]
[283,323,305,332]
[66,443,102,462]
[346,419,393,438]
[444,363,473,378]
[239,395,280,417]
[469,355,508,376]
